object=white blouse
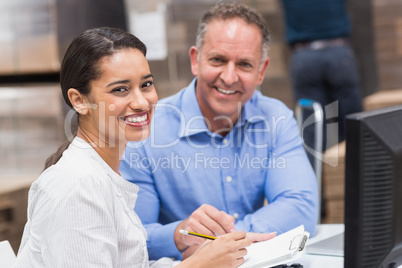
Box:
[14,137,177,267]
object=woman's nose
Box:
[129,90,149,111]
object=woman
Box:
[14,27,252,267]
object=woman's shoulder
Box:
[33,145,112,201]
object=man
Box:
[120,2,318,261]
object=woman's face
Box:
[83,48,158,146]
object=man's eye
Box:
[211,58,223,63]
[240,62,252,68]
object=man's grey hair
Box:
[195,2,270,68]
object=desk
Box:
[286,224,344,268]
[289,224,402,268]
[287,253,343,268]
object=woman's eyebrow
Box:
[142,74,153,79]
[107,79,130,87]
[106,74,153,87]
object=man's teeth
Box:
[126,114,147,123]
[217,88,236,95]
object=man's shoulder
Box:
[249,91,293,115]
[155,88,187,116]
[153,83,199,125]
[158,91,182,105]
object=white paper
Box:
[240,225,309,268]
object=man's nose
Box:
[220,63,239,86]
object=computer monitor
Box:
[344,105,402,268]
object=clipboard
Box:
[239,225,309,268]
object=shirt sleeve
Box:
[41,177,118,267]
[234,109,319,236]
[149,257,181,267]
[120,145,183,260]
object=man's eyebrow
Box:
[208,53,254,62]
[106,74,153,87]
[238,57,254,62]
[208,53,225,58]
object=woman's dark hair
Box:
[44,27,147,170]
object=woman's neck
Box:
[76,128,125,174]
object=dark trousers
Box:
[290,45,363,153]
[290,45,363,219]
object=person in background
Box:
[120,2,318,261]
[281,0,363,155]
[14,26,269,268]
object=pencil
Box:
[179,229,217,240]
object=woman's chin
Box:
[125,131,150,143]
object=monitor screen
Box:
[344,105,402,268]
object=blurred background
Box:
[0,0,401,252]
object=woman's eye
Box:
[142,81,153,88]
[112,87,127,93]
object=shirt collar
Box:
[179,78,266,138]
[242,90,267,125]
[70,137,140,195]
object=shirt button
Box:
[226,176,232,182]
[233,213,239,219]
[223,139,228,145]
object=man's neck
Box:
[206,111,241,137]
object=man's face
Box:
[190,18,269,127]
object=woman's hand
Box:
[178,231,251,268]
[246,231,277,242]
[174,204,235,252]
[180,231,277,260]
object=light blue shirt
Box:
[120,78,318,260]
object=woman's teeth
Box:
[126,114,147,123]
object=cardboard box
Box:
[373,0,402,90]
[0,176,36,253]
[322,141,345,223]
[363,89,402,111]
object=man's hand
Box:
[174,204,235,252]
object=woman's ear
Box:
[68,88,89,115]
